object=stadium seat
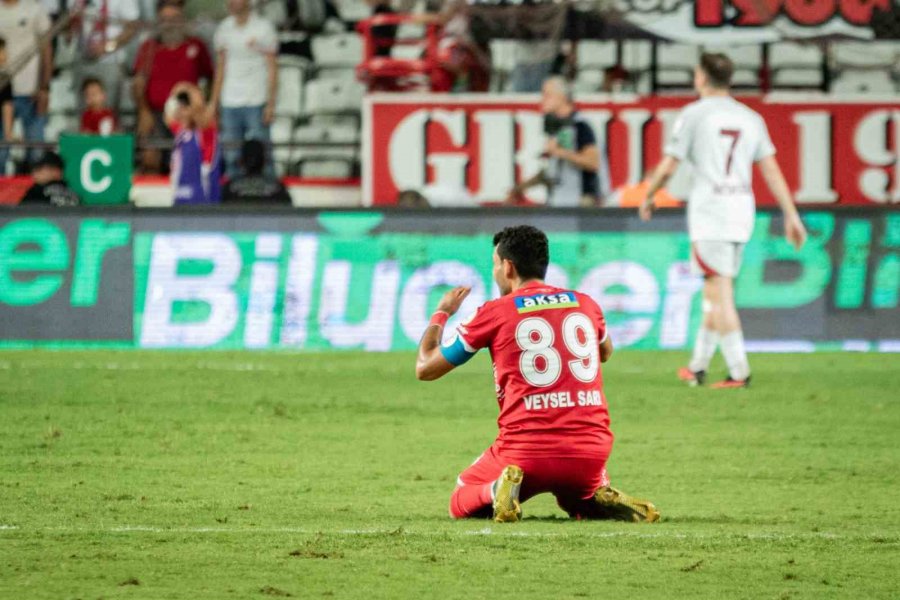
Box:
[304,78,366,116]
[770,42,823,68]
[832,41,900,69]
[634,71,651,94]
[276,60,308,117]
[576,40,617,71]
[309,114,360,129]
[119,77,135,113]
[769,41,823,88]
[261,0,288,28]
[621,40,652,71]
[705,45,762,70]
[298,157,356,178]
[831,71,896,94]
[489,39,517,90]
[293,123,359,144]
[772,67,823,88]
[312,33,364,69]
[315,67,359,80]
[48,72,76,113]
[389,23,427,61]
[573,69,603,93]
[44,114,78,143]
[271,117,296,176]
[334,0,371,22]
[656,43,698,88]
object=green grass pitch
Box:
[1,350,899,599]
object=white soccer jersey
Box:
[665,96,776,243]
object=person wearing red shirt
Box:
[80,77,117,135]
[132,0,213,172]
[416,225,660,523]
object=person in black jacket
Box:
[223,139,291,203]
[20,152,80,206]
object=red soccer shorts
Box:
[449,444,611,519]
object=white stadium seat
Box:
[490,40,517,74]
[334,0,370,22]
[576,40,617,70]
[831,71,896,94]
[769,42,823,67]
[314,67,358,81]
[293,124,359,144]
[832,42,900,69]
[48,72,76,113]
[44,114,78,143]
[772,68,823,88]
[276,62,307,117]
[261,0,288,28]
[312,33,364,69]
[658,43,698,69]
[573,70,603,93]
[621,40,652,71]
[271,117,296,176]
[299,159,355,179]
[304,78,365,115]
[705,45,761,70]
[656,43,698,88]
[770,42,824,88]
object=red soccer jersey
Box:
[443,281,613,459]
[80,108,117,135]
[134,37,214,112]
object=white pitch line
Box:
[0,525,881,542]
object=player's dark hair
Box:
[699,52,733,88]
[81,77,104,93]
[0,37,6,50]
[493,225,549,281]
[157,0,185,12]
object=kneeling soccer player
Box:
[416,225,660,524]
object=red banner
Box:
[363,94,900,207]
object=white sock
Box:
[720,330,750,381]
[689,327,718,373]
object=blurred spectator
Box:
[75,0,141,110]
[279,0,346,60]
[1,38,15,149]
[366,0,396,57]
[133,0,213,172]
[602,65,629,93]
[508,40,557,92]
[506,76,610,207]
[80,77,118,134]
[20,151,80,205]
[211,0,278,179]
[223,139,290,203]
[165,82,221,204]
[414,0,489,92]
[0,0,52,174]
[396,189,429,208]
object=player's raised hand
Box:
[785,214,807,250]
[639,197,655,222]
[437,286,471,316]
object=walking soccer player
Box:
[640,52,808,389]
[415,225,659,523]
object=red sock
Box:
[449,483,494,519]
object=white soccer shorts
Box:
[690,241,745,279]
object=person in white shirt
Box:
[640,52,807,389]
[75,0,141,110]
[210,0,278,178]
[0,0,52,173]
